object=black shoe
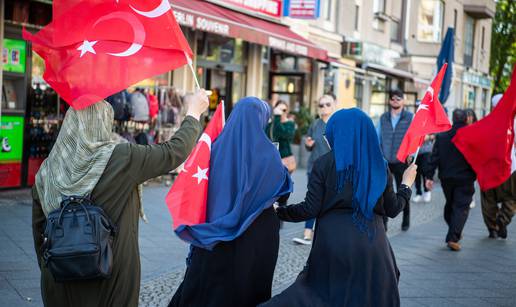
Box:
[401,224,410,231]
[497,219,507,239]
[488,229,498,239]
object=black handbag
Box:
[42,196,117,282]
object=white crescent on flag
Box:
[92,11,146,57]
[130,0,171,18]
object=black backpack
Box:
[42,196,117,282]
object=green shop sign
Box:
[0,116,24,162]
[2,38,27,74]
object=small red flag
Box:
[397,64,452,163]
[23,0,192,110]
[453,65,516,191]
[167,103,225,229]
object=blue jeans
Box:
[305,218,315,230]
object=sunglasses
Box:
[390,96,403,102]
[318,103,332,108]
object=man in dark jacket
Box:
[424,109,476,251]
[377,89,414,231]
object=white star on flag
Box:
[417,104,429,113]
[192,166,209,184]
[77,40,98,57]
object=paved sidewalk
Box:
[0,171,515,307]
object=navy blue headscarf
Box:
[176,97,293,249]
[325,108,388,236]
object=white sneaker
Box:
[470,201,476,209]
[412,195,423,203]
[423,192,432,203]
[292,237,312,245]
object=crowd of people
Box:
[30,87,514,307]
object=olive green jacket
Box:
[32,116,202,307]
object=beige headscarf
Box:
[35,101,119,216]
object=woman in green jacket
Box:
[32,91,208,307]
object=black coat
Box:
[169,207,280,307]
[261,152,411,307]
[424,123,476,185]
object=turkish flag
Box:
[453,65,516,191]
[23,0,192,110]
[167,103,226,229]
[397,64,452,163]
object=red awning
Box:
[171,0,328,61]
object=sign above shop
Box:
[463,71,491,88]
[283,0,321,19]
[212,0,282,18]
[2,39,27,74]
[172,0,328,60]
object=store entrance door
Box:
[199,67,246,119]
[269,73,305,110]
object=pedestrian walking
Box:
[377,89,414,231]
[480,94,516,239]
[267,100,297,208]
[413,135,434,203]
[292,95,336,245]
[424,109,476,251]
[465,108,479,209]
[170,97,292,307]
[31,91,209,307]
[261,108,417,307]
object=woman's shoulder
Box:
[313,151,334,171]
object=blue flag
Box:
[437,27,454,104]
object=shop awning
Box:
[171,0,328,61]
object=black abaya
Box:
[169,207,280,307]
[261,152,411,307]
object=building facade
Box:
[339,0,495,121]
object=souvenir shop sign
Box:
[211,0,282,18]
[283,0,321,19]
[171,0,327,60]
[0,116,24,162]
[2,39,27,74]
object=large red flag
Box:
[453,65,516,191]
[397,64,452,163]
[167,103,225,229]
[23,0,192,110]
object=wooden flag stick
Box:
[412,146,421,165]
[185,52,201,90]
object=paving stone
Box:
[2,170,516,307]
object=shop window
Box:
[417,0,444,42]
[464,85,476,109]
[481,89,488,117]
[453,9,458,30]
[464,15,475,67]
[271,53,311,74]
[197,34,246,66]
[354,5,360,31]
[373,0,385,13]
[354,79,364,108]
[481,26,485,50]
[390,20,401,43]
[370,78,387,120]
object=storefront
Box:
[0,0,328,189]
[462,70,492,117]
[1,0,56,189]
[171,0,328,113]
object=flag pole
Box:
[185,52,201,90]
[412,146,421,165]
